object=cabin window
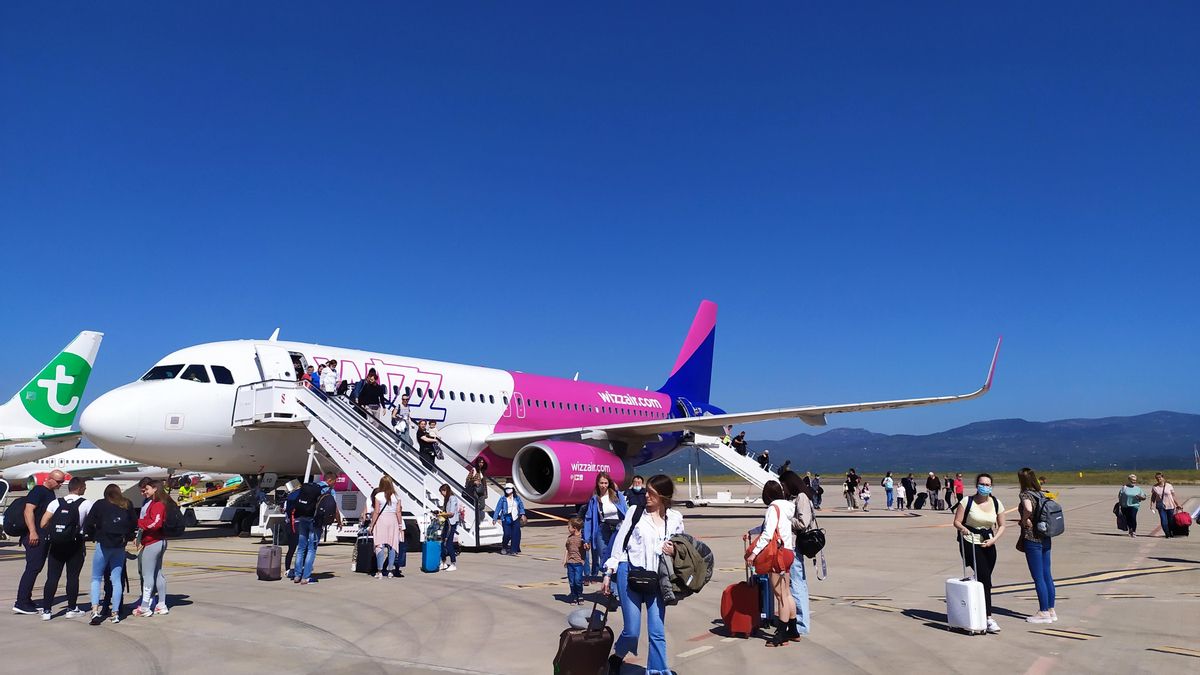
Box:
[211,366,235,385]
[439,390,446,400]
[180,365,210,383]
[141,364,184,381]
[502,395,508,405]
[489,395,495,404]
[449,391,456,401]
[469,393,476,403]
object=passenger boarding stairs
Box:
[232,380,503,547]
[688,433,778,492]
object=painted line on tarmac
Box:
[1029,628,1100,641]
[169,546,259,556]
[842,596,892,601]
[809,595,835,601]
[855,602,903,613]
[165,561,255,573]
[992,564,1199,595]
[501,580,566,590]
[676,645,713,659]
[1147,646,1200,659]
[1098,593,1153,599]
[1016,595,1069,600]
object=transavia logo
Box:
[20,352,92,428]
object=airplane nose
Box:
[80,388,139,453]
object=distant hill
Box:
[640,411,1200,476]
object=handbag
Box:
[621,506,663,595]
[751,505,796,574]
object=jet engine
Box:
[512,441,628,504]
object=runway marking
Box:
[1099,593,1152,599]
[1180,592,1200,598]
[169,546,259,556]
[992,564,1199,595]
[809,595,835,601]
[1023,655,1058,675]
[1016,595,1069,600]
[842,596,892,601]
[501,580,565,590]
[720,637,739,643]
[1147,646,1200,659]
[676,645,713,659]
[1029,628,1100,641]
[856,602,903,613]
[686,632,715,642]
[165,561,255,573]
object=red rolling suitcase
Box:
[720,564,763,638]
[552,600,613,675]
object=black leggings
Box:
[285,528,299,570]
[961,540,998,615]
[42,542,86,611]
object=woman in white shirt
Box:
[602,475,684,675]
[746,480,798,647]
[369,476,403,578]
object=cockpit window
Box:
[181,365,210,383]
[211,366,235,385]
[142,365,184,381]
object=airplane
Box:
[0,446,192,490]
[0,331,104,470]
[80,301,1001,505]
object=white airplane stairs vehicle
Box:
[686,433,778,501]
[231,380,503,548]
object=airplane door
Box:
[256,345,295,381]
[514,392,527,419]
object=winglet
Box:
[982,336,1002,391]
[268,328,280,342]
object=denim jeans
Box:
[441,521,458,563]
[789,553,811,635]
[1023,538,1055,612]
[375,545,395,571]
[885,488,894,509]
[614,562,669,674]
[591,521,618,576]
[1158,508,1176,538]
[566,562,584,599]
[502,519,522,553]
[293,517,319,579]
[90,543,126,614]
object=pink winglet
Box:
[670,300,718,377]
[983,336,1003,391]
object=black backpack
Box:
[98,504,132,543]
[293,482,322,518]
[163,501,186,538]
[2,495,30,537]
[315,492,338,527]
[48,498,85,546]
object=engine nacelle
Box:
[512,441,628,504]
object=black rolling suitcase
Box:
[552,601,614,675]
[353,524,377,574]
[913,493,928,510]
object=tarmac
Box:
[1,483,1197,674]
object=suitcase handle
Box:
[585,599,611,633]
[959,535,978,581]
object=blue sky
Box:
[3,3,1197,440]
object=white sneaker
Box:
[41,611,51,622]
[154,606,169,616]
[439,563,448,571]
[445,564,456,572]
[1026,614,1053,624]
[64,608,86,619]
[986,617,1001,633]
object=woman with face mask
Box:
[492,483,526,555]
[952,473,1006,634]
[581,472,628,581]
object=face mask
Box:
[505,488,513,494]
[977,485,992,496]
[631,486,643,492]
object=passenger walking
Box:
[859,483,871,512]
[358,369,388,425]
[392,393,413,438]
[953,473,965,508]
[493,482,526,555]
[757,450,771,471]
[437,484,462,571]
[901,474,917,510]
[845,469,860,510]
[747,480,800,647]
[39,477,92,620]
[369,476,403,578]
[624,475,648,509]
[731,432,748,456]
[1118,475,1147,538]
[12,469,63,615]
[308,365,320,390]
[282,486,301,579]
[926,472,941,509]
[895,481,907,510]
[603,474,685,675]
[466,460,488,535]
[1150,472,1181,538]
[416,420,438,470]
[811,473,823,510]
[290,480,324,584]
[778,471,813,638]
[952,473,1005,634]
[582,472,628,581]
[563,517,586,604]
[943,474,955,510]
[319,360,339,397]
[1017,467,1056,624]
[882,472,894,510]
[134,480,173,616]
[84,484,135,625]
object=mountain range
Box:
[640,410,1200,476]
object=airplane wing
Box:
[0,431,83,448]
[486,338,1002,455]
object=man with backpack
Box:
[10,470,64,615]
[39,477,92,620]
[290,479,341,585]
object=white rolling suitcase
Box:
[945,540,987,634]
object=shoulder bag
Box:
[751,504,796,574]
[621,506,661,595]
